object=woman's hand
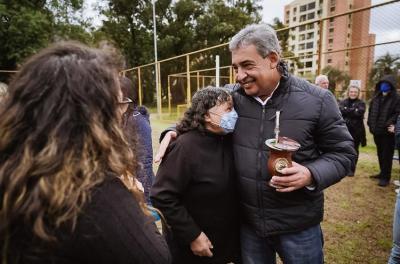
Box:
[190,232,213,257]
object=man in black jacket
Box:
[227,24,355,264]
[156,24,355,264]
[367,75,400,187]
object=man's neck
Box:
[258,81,280,101]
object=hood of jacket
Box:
[374,74,398,94]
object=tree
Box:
[98,0,261,104]
[369,53,400,89]
[0,0,92,82]
[322,65,350,94]
[0,1,53,81]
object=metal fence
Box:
[120,0,400,118]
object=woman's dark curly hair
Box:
[176,86,232,134]
[0,42,143,260]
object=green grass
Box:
[149,113,398,264]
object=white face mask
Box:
[210,109,238,134]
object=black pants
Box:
[373,134,395,180]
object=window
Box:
[300,5,307,12]
[329,28,334,33]
[291,45,295,51]
[286,19,290,24]
[345,61,349,66]
[307,32,314,39]
[293,16,297,22]
[330,18,334,22]
[327,58,332,63]
[293,7,297,13]
[307,12,315,19]
[306,42,314,49]
[305,61,313,68]
[291,35,296,40]
[299,25,306,31]
[299,34,306,41]
[300,15,306,22]
[328,38,333,44]
[330,6,335,12]
[308,2,316,10]
[299,43,305,50]
[307,23,314,29]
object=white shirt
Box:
[253,82,280,105]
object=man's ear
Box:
[268,52,279,69]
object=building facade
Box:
[284,0,375,95]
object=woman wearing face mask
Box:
[151,87,241,264]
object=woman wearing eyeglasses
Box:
[119,76,155,205]
[151,87,241,264]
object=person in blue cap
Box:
[367,75,400,187]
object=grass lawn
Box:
[149,114,398,264]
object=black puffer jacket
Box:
[230,73,355,236]
[367,75,400,135]
[339,98,366,145]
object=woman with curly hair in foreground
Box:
[0,42,170,264]
[151,87,241,264]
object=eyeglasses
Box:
[119,97,133,105]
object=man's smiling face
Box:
[231,44,279,99]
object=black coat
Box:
[151,130,241,264]
[228,72,355,237]
[339,98,367,145]
[367,75,400,135]
[8,177,171,264]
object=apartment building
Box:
[284,0,375,93]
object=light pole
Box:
[152,0,161,117]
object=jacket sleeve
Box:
[159,126,177,143]
[150,142,202,245]
[348,101,366,118]
[74,179,171,264]
[305,92,357,191]
[386,96,400,127]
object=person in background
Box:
[0,42,170,264]
[315,74,329,89]
[388,189,400,263]
[339,85,367,175]
[151,87,241,264]
[120,76,155,205]
[367,75,400,187]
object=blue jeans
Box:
[389,192,400,264]
[241,224,324,264]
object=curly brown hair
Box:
[0,42,142,258]
[176,86,231,134]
